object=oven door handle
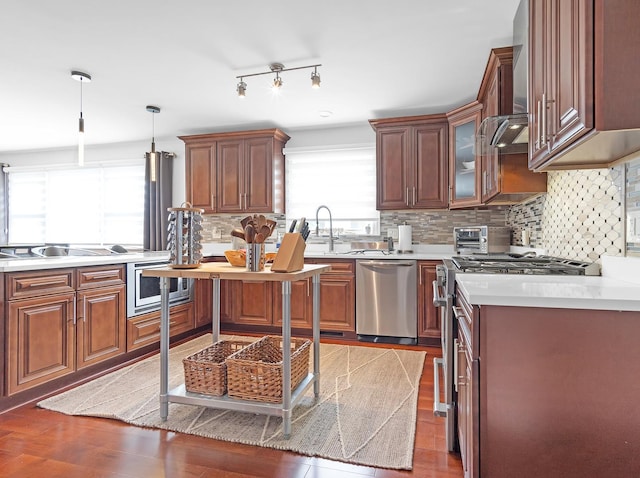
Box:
[432,280,447,307]
[433,357,448,417]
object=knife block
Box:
[271,233,305,272]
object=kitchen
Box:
[1,1,640,477]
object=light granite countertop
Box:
[455,255,640,311]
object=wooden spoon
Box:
[244,225,255,243]
[231,228,246,240]
[260,224,271,239]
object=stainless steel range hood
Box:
[476,0,529,156]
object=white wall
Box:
[0,122,376,207]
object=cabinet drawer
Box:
[77,265,125,290]
[126,302,194,352]
[306,259,354,276]
[7,269,75,300]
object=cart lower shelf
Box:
[164,372,319,417]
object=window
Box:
[7,162,145,246]
[285,146,379,236]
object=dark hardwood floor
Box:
[0,339,463,478]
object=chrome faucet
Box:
[315,205,334,252]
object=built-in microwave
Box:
[126,260,193,317]
[453,226,511,254]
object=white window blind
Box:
[285,146,379,235]
[7,164,145,246]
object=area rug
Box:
[38,334,426,470]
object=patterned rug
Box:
[38,334,426,470]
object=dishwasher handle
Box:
[359,260,416,268]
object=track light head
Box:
[272,74,283,90]
[237,80,246,98]
[311,69,321,89]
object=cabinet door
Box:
[376,126,411,210]
[547,0,592,153]
[414,123,448,208]
[306,260,355,333]
[126,302,194,352]
[230,280,273,326]
[449,104,482,209]
[272,279,313,329]
[7,293,76,395]
[217,139,244,212]
[457,332,470,477]
[481,71,500,202]
[186,144,217,213]
[529,0,592,169]
[76,285,126,370]
[195,278,233,328]
[245,137,273,212]
[417,261,440,340]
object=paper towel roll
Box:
[398,224,412,252]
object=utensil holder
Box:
[246,243,265,271]
[167,202,204,269]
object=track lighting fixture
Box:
[311,67,321,88]
[235,62,322,97]
[146,105,160,182]
[71,70,91,166]
[236,80,247,98]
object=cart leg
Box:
[282,280,292,438]
[160,276,170,420]
[312,274,321,398]
[211,277,220,343]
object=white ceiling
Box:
[0,0,520,153]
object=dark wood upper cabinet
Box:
[180,128,289,214]
[529,0,640,171]
[369,115,448,210]
[477,47,546,204]
[447,102,483,209]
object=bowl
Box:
[462,161,475,170]
[224,249,246,267]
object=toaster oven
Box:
[453,226,511,254]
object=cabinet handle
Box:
[453,338,459,393]
[482,170,487,194]
[412,187,416,206]
[536,99,542,148]
[405,188,409,206]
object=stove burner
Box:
[451,254,600,276]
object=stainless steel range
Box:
[432,253,600,452]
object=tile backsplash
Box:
[509,167,625,262]
[199,160,636,264]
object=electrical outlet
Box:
[212,227,222,239]
[387,228,399,240]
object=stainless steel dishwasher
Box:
[355,260,417,344]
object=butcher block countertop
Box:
[141,263,331,281]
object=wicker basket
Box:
[226,336,311,403]
[183,339,253,396]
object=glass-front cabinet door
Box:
[448,102,483,209]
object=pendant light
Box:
[71,71,91,166]
[146,105,160,182]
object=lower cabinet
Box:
[76,284,126,370]
[7,292,76,395]
[417,261,441,343]
[305,259,355,333]
[212,258,355,335]
[126,301,194,352]
[5,265,127,396]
